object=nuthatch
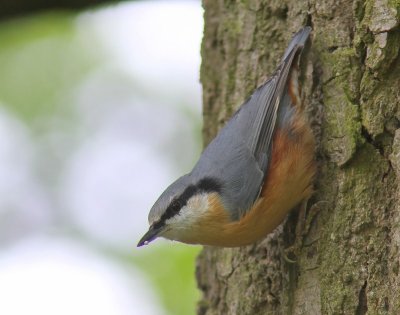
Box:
[138,27,316,247]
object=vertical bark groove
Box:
[356,281,368,315]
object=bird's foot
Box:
[283,200,328,264]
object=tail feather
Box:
[281,27,311,62]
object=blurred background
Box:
[0,1,203,314]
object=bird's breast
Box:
[185,109,316,247]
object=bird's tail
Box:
[281,27,311,62]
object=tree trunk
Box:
[196,0,400,314]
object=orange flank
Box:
[288,66,302,109]
[185,107,316,247]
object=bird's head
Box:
[137,175,223,247]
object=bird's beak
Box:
[137,225,163,247]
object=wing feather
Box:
[248,27,311,172]
[191,27,311,219]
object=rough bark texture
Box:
[197,0,400,314]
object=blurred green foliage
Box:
[0,12,100,123]
[131,244,200,315]
[0,9,201,315]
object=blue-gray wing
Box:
[191,27,311,220]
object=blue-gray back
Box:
[191,27,311,220]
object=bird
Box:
[137,27,316,248]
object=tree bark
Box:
[197,0,400,314]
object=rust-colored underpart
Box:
[188,101,316,247]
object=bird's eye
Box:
[170,199,181,212]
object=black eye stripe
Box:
[154,177,222,228]
[180,185,197,202]
[197,177,222,194]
